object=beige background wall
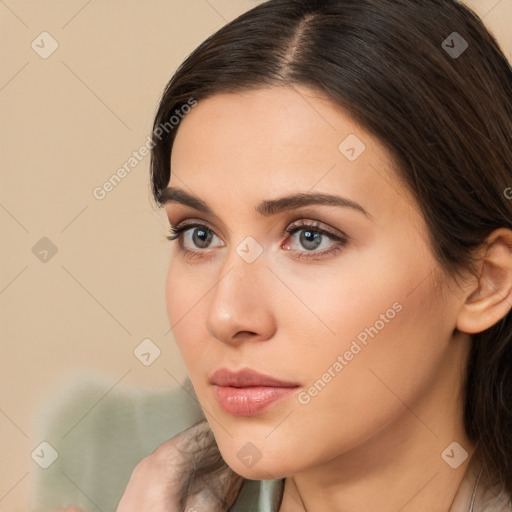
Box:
[1,0,511,510]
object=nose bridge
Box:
[218,233,268,298]
[205,237,275,342]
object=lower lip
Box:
[213,385,299,416]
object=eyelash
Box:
[166,220,349,261]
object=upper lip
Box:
[209,367,300,388]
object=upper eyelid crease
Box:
[159,187,374,221]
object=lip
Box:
[209,367,300,388]
[209,368,301,417]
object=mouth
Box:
[209,367,301,417]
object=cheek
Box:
[287,298,446,469]
[165,262,207,370]
[293,229,445,365]
[288,253,450,437]
[165,258,210,326]
[165,263,185,333]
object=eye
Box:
[167,219,349,260]
[283,220,349,260]
[167,222,223,257]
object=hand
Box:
[115,432,184,512]
[115,421,243,512]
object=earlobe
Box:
[455,228,512,335]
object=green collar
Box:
[228,478,285,511]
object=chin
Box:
[228,463,286,481]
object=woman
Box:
[117,0,512,510]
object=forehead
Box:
[168,85,414,223]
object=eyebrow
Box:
[158,187,374,220]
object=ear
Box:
[456,228,512,334]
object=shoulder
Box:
[464,454,512,512]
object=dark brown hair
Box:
[149,0,512,509]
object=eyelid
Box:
[285,219,348,239]
[170,217,346,239]
[170,217,229,240]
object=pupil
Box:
[193,228,211,248]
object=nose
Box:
[205,247,277,346]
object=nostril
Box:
[235,331,258,338]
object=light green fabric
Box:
[32,374,204,512]
[228,478,284,512]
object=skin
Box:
[117,84,512,511]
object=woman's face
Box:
[164,85,468,479]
